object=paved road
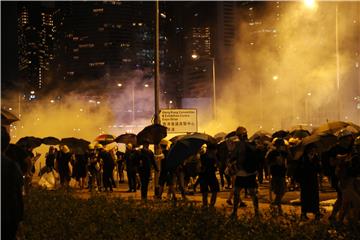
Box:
[33,174,337,218]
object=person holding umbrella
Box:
[124,143,138,192]
[296,143,321,220]
[87,144,102,192]
[230,126,260,218]
[199,144,219,207]
[96,144,115,192]
[138,142,159,200]
[266,138,290,215]
[56,145,72,187]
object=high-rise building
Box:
[17,3,57,100]
[181,2,238,120]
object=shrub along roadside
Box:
[22,188,359,240]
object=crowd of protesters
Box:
[2,124,360,239]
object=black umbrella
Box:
[249,130,272,142]
[115,133,137,145]
[1,108,19,125]
[214,132,226,142]
[289,129,311,139]
[165,133,216,171]
[61,137,90,154]
[169,134,187,143]
[137,124,167,145]
[272,130,289,139]
[312,121,360,135]
[293,133,337,160]
[16,136,43,149]
[225,131,236,139]
[42,136,61,145]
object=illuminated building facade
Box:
[18,3,56,100]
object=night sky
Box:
[1,1,18,90]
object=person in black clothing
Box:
[57,145,72,187]
[158,144,177,201]
[138,142,159,200]
[115,147,125,183]
[75,151,88,189]
[97,144,115,192]
[39,146,57,176]
[266,138,289,214]
[87,144,101,191]
[323,130,354,222]
[230,126,260,218]
[217,141,231,189]
[296,143,321,220]
[199,144,220,207]
[1,126,24,240]
[124,143,138,192]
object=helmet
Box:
[354,136,360,145]
[288,137,300,145]
[88,144,95,150]
[273,138,285,146]
[95,143,103,149]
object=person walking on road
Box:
[266,138,289,214]
[138,142,159,200]
[296,143,321,220]
[230,127,260,218]
[199,144,220,207]
[124,143,138,192]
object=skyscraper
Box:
[17,2,56,99]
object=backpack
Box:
[242,142,260,173]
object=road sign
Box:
[160,109,197,133]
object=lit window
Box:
[79,43,95,48]
[93,8,104,13]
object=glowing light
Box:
[307,92,312,96]
[304,0,316,9]
[8,108,12,111]
[191,54,199,60]
[169,100,173,104]
[50,100,55,103]
[272,75,278,81]
[117,83,122,87]
[96,101,101,104]
[144,84,149,88]
[80,108,83,112]
[30,91,35,94]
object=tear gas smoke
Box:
[202,1,360,136]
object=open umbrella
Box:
[225,131,236,139]
[214,132,227,142]
[289,129,311,139]
[42,136,61,145]
[169,134,187,143]
[1,108,19,125]
[312,121,360,135]
[61,137,90,154]
[165,134,214,172]
[137,124,167,145]
[16,136,43,149]
[293,133,337,160]
[95,134,115,145]
[115,133,137,145]
[272,130,289,139]
[249,130,272,143]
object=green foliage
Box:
[23,188,360,240]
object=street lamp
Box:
[304,0,340,120]
[191,53,216,120]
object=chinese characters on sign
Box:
[160,109,197,133]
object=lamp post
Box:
[191,54,216,120]
[303,0,341,120]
